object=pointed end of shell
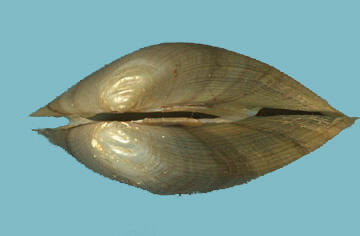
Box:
[345,116,359,126]
[33,128,69,151]
[326,116,359,138]
[30,106,62,117]
[349,116,360,126]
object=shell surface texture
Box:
[31,43,357,195]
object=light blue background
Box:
[1,1,359,235]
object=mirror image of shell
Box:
[31,43,357,195]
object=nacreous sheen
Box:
[31,43,357,195]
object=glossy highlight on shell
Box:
[31,43,357,195]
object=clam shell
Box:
[31,43,357,195]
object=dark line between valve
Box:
[87,108,324,122]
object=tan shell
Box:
[31,43,357,195]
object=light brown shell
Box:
[31,43,357,195]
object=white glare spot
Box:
[111,134,129,144]
[91,139,98,148]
